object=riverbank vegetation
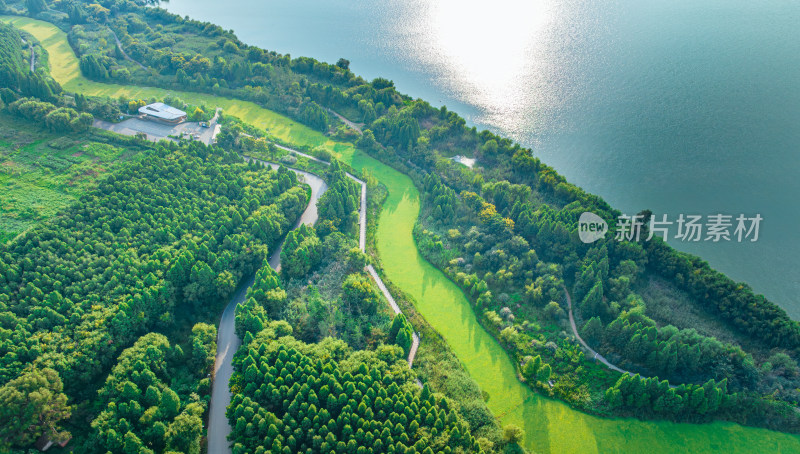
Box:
[382,101,800,432]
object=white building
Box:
[138,102,187,124]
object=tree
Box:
[190,106,205,121]
[160,388,181,419]
[341,273,381,315]
[499,326,519,345]
[522,357,539,381]
[581,317,603,344]
[503,424,524,444]
[355,129,379,152]
[0,368,71,450]
[544,301,565,320]
[336,58,350,70]
[281,224,322,278]
[536,363,552,382]
[67,3,86,24]
[190,323,217,372]
[346,247,368,271]
[26,0,46,14]
[166,406,203,454]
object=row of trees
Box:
[646,237,800,349]
[389,314,415,357]
[605,374,729,419]
[584,309,758,390]
[317,160,360,236]
[8,97,93,132]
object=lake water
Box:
[161,0,800,319]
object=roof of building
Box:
[139,102,187,120]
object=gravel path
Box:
[327,108,364,134]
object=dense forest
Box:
[0,98,311,449]
[3,0,800,450]
[226,325,488,454]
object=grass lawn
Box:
[2,15,340,152]
[0,113,140,242]
[6,15,800,454]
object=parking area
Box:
[93,115,220,145]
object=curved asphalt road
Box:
[209,142,423,452]
[207,160,326,454]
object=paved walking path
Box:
[274,143,420,367]
[21,37,34,72]
[28,43,34,72]
[327,108,364,133]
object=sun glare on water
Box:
[392,0,558,134]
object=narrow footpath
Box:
[274,143,420,366]
[21,37,34,72]
[327,108,364,133]
[108,27,147,71]
[564,286,636,376]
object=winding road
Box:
[207,160,326,454]
[208,147,419,452]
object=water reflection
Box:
[386,0,562,136]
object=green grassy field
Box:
[2,16,336,150]
[0,113,140,242]
[5,15,800,453]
